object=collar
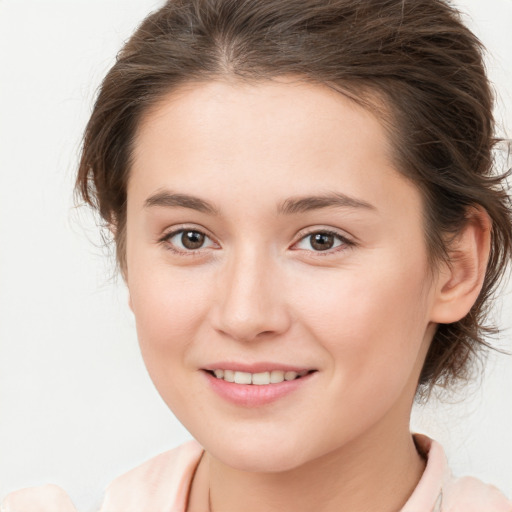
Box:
[400,434,452,512]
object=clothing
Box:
[97,434,511,512]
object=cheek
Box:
[289,266,431,445]
[127,265,217,418]
[292,259,431,382]
[128,263,212,363]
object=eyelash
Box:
[158,227,355,256]
[158,227,218,257]
[292,229,355,256]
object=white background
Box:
[0,1,511,510]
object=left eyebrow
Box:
[143,190,219,215]
[277,193,376,215]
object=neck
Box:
[202,423,425,512]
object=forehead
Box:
[135,77,391,155]
[129,77,420,219]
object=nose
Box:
[210,247,291,343]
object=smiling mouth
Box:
[205,369,317,385]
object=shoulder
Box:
[1,484,78,512]
[441,475,512,512]
[99,439,204,512]
[1,441,203,512]
[403,434,511,512]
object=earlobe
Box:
[430,207,491,324]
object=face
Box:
[126,78,439,473]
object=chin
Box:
[199,430,313,473]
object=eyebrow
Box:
[144,190,219,215]
[143,190,375,215]
[277,192,376,215]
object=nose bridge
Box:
[213,242,289,342]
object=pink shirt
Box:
[98,435,511,512]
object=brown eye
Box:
[165,229,215,252]
[310,233,335,251]
[294,230,348,253]
[181,230,205,249]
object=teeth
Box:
[270,370,285,383]
[234,371,252,384]
[211,369,309,384]
[252,372,270,385]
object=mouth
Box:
[204,368,316,385]
[201,362,318,406]
[201,364,318,407]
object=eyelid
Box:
[158,225,220,254]
[157,224,356,256]
[290,227,356,254]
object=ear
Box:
[430,207,491,324]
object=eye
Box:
[163,229,217,252]
[294,230,350,252]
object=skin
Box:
[123,77,490,512]
[0,78,490,512]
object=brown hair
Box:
[76,0,512,395]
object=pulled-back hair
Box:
[76,0,512,395]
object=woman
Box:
[2,0,511,510]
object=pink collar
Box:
[400,434,451,512]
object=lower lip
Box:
[203,371,316,407]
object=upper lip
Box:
[202,362,316,373]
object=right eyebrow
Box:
[143,190,219,215]
[277,192,376,215]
